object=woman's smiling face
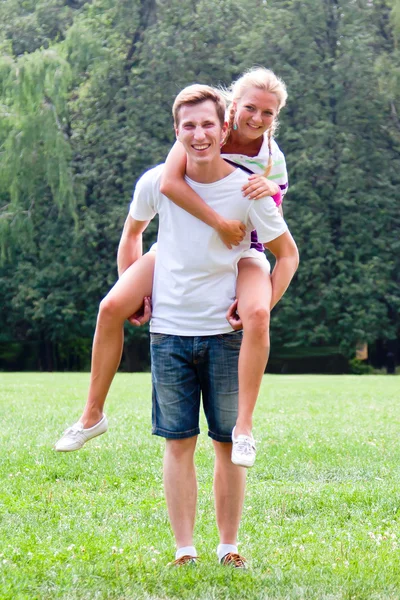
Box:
[234,88,279,141]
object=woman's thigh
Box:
[236,256,272,319]
[101,251,155,320]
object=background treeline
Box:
[0,0,399,373]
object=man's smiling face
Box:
[176,100,227,165]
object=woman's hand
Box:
[226,299,243,330]
[128,296,152,326]
[242,175,280,201]
[216,219,246,249]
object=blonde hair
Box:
[224,67,288,176]
[172,84,226,128]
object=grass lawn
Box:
[1,373,400,599]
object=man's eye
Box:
[245,106,254,111]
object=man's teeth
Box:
[193,144,209,150]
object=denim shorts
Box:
[150,332,242,442]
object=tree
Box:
[1,0,399,370]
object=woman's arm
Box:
[160,142,246,249]
[242,174,281,202]
[242,174,283,215]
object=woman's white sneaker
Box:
[231,426,256,468]
[54,415,108,451]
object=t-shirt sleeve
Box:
[129,165,163,221]
[270,139,289,197]
[247,197,288,243]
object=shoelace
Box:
[234,438,255,455]
[221,552,247,568]
[168,555,198,566]
[63,424,84,437]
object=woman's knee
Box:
[244,305,270,332]
[98,294,125,325]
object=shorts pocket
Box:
[216,331,243,348]
[150,333,170,346]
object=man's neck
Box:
[185,156,235,184]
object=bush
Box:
[348,358,375,375]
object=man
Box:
[119,85,299,566]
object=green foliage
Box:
[348,358,375,375]
[238,0,400,357]
[0,0,399,368]
[0,0,89,55]
[0,47,79,250]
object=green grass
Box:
[1,373,400,599]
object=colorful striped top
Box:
[222,135,288,252]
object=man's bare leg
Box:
[163,437,198,550]
[213,440,246,543]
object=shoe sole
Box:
[231,455,255,468]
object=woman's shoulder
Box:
[266,137,288,185]
[261,134,285,159]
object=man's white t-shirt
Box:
[129,164,288,336]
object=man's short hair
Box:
[173,84,226,128]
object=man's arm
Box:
[117,215,149,277]
[264,231,299,310]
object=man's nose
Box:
[193,126,206,140]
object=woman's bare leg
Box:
[80,251,155,427]
[55,251,155,450]
[234,257,272,438]
[55,251,155,451]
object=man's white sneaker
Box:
[231,426,256,468]
[54,415,108,452]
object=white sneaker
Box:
[54,415,108,452]
[231,426,256,468]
